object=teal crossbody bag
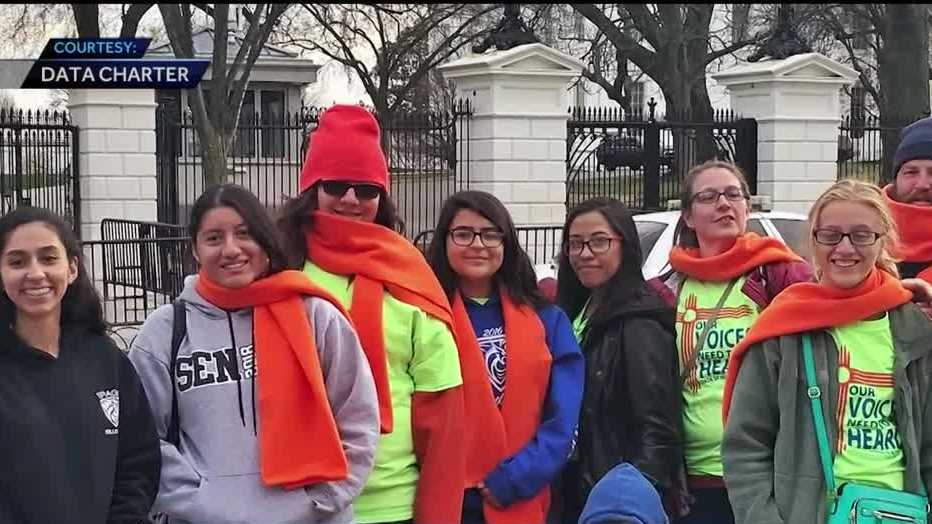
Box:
[802,334,930,523]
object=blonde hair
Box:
[807,179,901,279]
[673,160,752,248]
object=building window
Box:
[850,83,866,138]
[626,81,645,119]
[261,90,285,158]
[232,91,256,158]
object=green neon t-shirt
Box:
[830,315,905,491]
[677,276,758,476]
[303,261,463,523]
[572,299,590,343]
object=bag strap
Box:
[681,277,740,383]
[802,333,838,506]
[166,299,187,447]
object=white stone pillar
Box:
[438,43,583,228]
[712,53,858,214]
[69,89,158,240]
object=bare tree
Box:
[571,4,763,119]
[272,4,497,119]
[793,3,930,178]
[158,3,289,186]
[70,4,157,38]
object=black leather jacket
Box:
[562,288,681,518]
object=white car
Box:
[534,209,810,282]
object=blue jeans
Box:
[674,487,735,524]
[461,488,486,524]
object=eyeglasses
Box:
[691,187,748,205]
[812,229,884,246]
[564,236,620,255]
[319,181,381,201]
[449,227,505,248]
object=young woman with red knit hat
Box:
[722,179,932,524]
[425,190,584,524]
[647,160,813,524]
[278,105,466,524]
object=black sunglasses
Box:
[319,181,382,200]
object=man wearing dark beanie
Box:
[882,116,932,282]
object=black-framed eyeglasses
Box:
[691,187,748,205]
[813,229,884,246]
[449,227,505,248]
[319,181,382,200]
[564,236,620,255]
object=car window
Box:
[635,221,667,264]
[747,218,767,237]
[770,218,810,259]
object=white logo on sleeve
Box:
[96,389,119,435]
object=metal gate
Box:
[566,99,757,212]
[0,109,80,231]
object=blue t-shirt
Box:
[462,294,586,506]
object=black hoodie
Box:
[0,326,160,524]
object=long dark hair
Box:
[426,191,547,310]
[0,207,106,335]
[277,183,404,268]
[673,160,751,248]
[557,197,651,327]
[189,184,289,275]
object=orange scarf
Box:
[451,291,552,524]
[722,269,912,421]
[669,233,803,281]
[884,184,932,282]
[306,211,455,434]
[196,271,350,488]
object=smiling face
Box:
[567,210,623,289]
[812,200,886,289]
[0,222,78,323]
[445,209,505,292]
[193,206,270,289]
[894,159,932,206]
[684,167,750,250]
[315,181,382,223]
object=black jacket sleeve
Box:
[107,353,161,524]
[619,316,682,489]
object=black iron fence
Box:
[0,108,80,231]
[566,99,757,212]
[156,101,473,239]
[82,219,192,339]
[413,225,564,267]
[837,113,929,185]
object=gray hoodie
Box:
[128,276,379,524]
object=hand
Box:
[902,278,932,318]
[477,482,504,509]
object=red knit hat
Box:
[299,105,389,193]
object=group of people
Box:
[1,104,932,524]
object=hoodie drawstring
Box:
[250,332,257,436]
[226,312,247,429]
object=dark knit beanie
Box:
[894,116,932,176]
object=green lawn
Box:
[567,169,682,207]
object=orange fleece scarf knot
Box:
[306,211,455,434]
[196,270,350,488]
[884,184,932,282]
[722,268,912,421]
[669,232,802,281]
[451,291,552,524]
